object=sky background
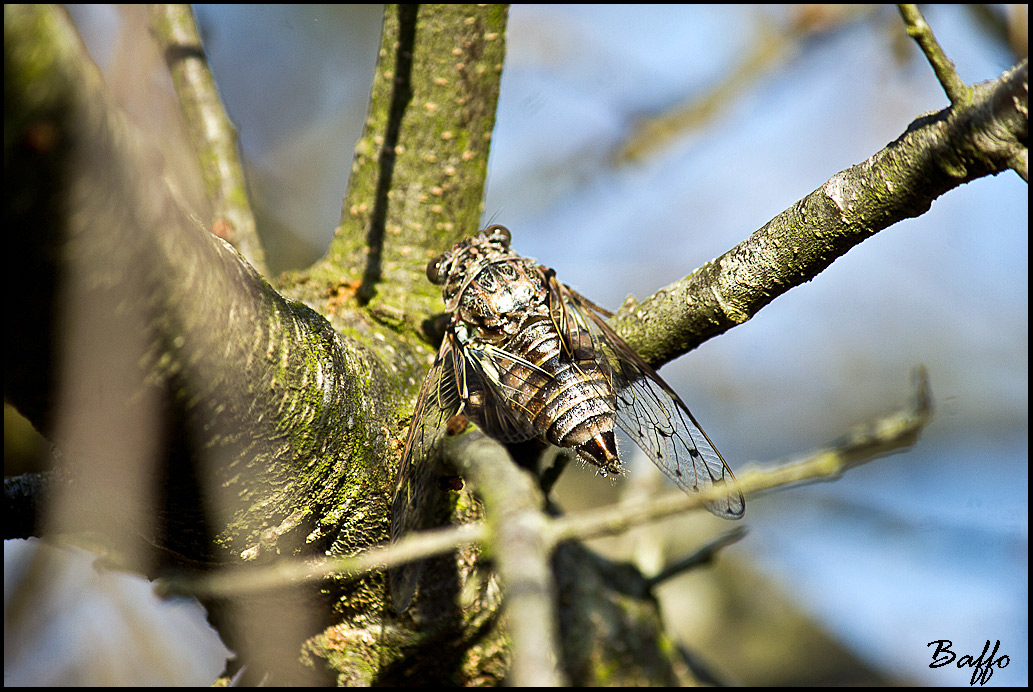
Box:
[7,4,1027,686]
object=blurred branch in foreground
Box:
[162,366,933,595]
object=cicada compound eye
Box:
[484,224,511,247]
[427,253,450,284]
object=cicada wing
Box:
[390,333,463,612]
[548,277,745,519]
[390,327,546,611]
[462,343,546,444]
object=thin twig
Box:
[617,19,790,163]
[897,4,972,105]
[167,367,932,603]
[644,526,748,591]
[553,366,932,543]
[443,430,566,687]
[157,520,485,599]
[146,4,267,274]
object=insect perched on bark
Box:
[390,225,744,611]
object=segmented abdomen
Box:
[497,317,617,456]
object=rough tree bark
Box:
[4,3,1026,686]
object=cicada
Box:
[391,225,744,611]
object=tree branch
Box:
[612,59,1028,367]
[310,4,509,320]
[443,428,565,687]
[4,3,392,569]
[146,4,267,274]
[898,4,972,105]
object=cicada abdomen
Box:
[466,310,622,474]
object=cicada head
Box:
[428,225,516,304]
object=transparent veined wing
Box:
[390,323,555,612]
[546,274,745,519]
[389,332,463,612]
[459,342,543,444]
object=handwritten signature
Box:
[927,639,1011,686]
